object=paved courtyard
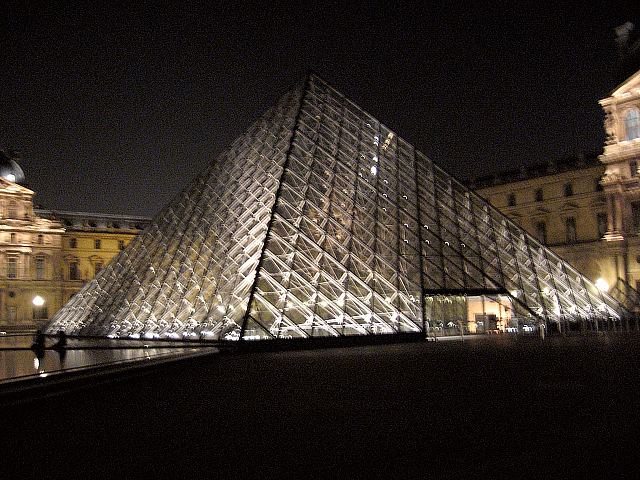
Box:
[2,334,639,478]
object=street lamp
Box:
[32,295,45,307]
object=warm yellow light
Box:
[595,278,609,292]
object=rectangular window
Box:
[35,257,45,280]
[94,262,104,276]
[631,160,638,177]
[7,306,16,322]
[507,194,516,207]
[7,257,17,279]
[33,305,48,320]
[118,240,125,250]
[565,217,577,244]
[70,238,77,248]
[69,261,79,280]
[95,239,101,249]
[535,189,543,202]
[535,221,547,244]
[625,110,640,140]
[595,178,603,192]
[596,213,608,237]
[564,183,573,197]
[633,202,640,233]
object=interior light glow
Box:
[595,278,609,292]
[32,295,45,307]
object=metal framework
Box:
[45,73,628,340]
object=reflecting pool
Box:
[0,334,213,382]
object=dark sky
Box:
[4,2,640,217]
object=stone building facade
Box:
[473,68,640,308]
[0,151,150,330]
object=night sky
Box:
[4,2,640,217]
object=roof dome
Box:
[0,150,25,184]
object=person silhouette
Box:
[30,329,46,351]
[52,330,67,350]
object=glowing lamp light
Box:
[595,278,609,292]
[32,295,45,307]
[5,174,16,183]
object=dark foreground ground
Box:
[1,334,639,479]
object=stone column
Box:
[615,194,624,234]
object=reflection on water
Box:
[0,335,212,382]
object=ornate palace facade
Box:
[0,150,150,330]
[473,68,640,309]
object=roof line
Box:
[34,208,151,221]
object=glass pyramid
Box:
[45,73,628,340]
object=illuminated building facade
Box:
[0,150,150,329]
[45,74,628,340]
[474,68,640,311]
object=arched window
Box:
[625,109,640,141]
